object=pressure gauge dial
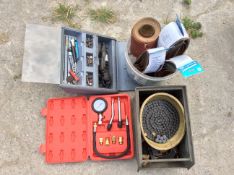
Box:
[92,98,108,125]
[92,98,107,113]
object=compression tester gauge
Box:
[92,98,108,125]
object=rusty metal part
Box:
[99,138,103,145]
[105,138,110,146]
[142,154,150,160]
[86,35,93,48]
[86,72,93,86]
[69,70,79,82]
[118,136,123,145]
[130,17,161,58]
[66,75,74,84]
[112,136,116,144]
[86,54,93,66]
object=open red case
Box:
[40,94,134,163]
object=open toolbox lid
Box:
[22,24,140,91]
[39,94,134,163]
[22,24,62,84]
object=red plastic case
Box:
[40,94,134,163]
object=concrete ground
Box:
[0,0,234,174]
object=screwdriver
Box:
[70,38,77,63]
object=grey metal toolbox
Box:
[22,24,139,94]
[134,86,194,170]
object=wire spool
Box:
[130,17,161,58]
[140,93,185,151]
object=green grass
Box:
[182,17,203,39]
[52,3,80,28]
[52,3,77,23]
[88,7,116,24]
[183,0,192,5]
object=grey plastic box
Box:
[134,86,194,170]
[22,24,140,94]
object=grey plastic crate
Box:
[22,24,141,94]
[134,86,194,170]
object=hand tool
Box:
[92,98,108,125]
[98,43,111,88]
[99,43,106,71]
[117,97,122,128]
[70,38,77,63]
[67,36,73,79]
[67,36,71,78]
[69,70,79,82]
[64,35,68,82]
[66,75,74,84]
[68,51,76,73]
[93,116,131,159]
[75,40,79,61]
[107,98,115,131]
[67,48,79,84]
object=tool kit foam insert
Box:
[39,94,134,163]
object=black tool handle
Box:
[71,46,77,63]
[118,121,122,128]
[107,123,112,131]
